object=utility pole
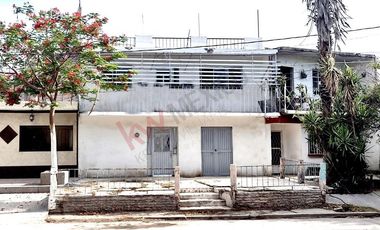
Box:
[198,13,201,37]
[257,9,260,38]
[78,0,82,14]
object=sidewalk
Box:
[46,208,380,223]
[326,190,380,211]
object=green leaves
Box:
[301,64,380,193]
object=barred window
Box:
[308,135,322,156]
[102,65,133,88]
[200,67,243,89]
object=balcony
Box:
[280,85,321,114]
[79,52,281,114]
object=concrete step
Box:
[179,206,231,212]
[180,192,219,200]
[179,199,226,207]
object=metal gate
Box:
[201,127,233,176]
[149,128,177,175]
[271,132,282,165]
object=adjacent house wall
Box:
[78,113,271,177]
[367,131,380,171]
[0,112,77,167]
[277,53,380,171]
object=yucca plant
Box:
[301,66,380,193]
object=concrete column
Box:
[174,166,180,198]
[230,164,237,204]
[280,157,285,179]
[297,160,305,184]
[319,162,327,192]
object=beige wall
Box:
[0,112,77,167]
[78,113,272,177]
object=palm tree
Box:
[303,0,350,115]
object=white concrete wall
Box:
[271,123,322,164]
[0,112,77,166]
[366,131,380,171]
[277,54,377,97]
[271,123,380,170]
[78,113,271,177]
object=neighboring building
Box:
[274,46,379,171]
[0,95,78,177]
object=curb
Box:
[46,211,380,223]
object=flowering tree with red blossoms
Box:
[0,3,129,209]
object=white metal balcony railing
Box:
[282,86,321,112]
[80,52,281,113]
[119,37,250,50]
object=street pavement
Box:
[0,211,379,230]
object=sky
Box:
[1,0,380,55]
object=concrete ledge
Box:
[234,190,325,210]
[50,194,179,214]
[0,185,49,194]
[46,210,380,223]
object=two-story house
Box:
[78,36,280,177]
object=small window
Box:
[19,126,73,152]
[200,67,243,89]
[102,65,133,88]
[308,135,322,156]
[155,69,171,87]
[154,68,192,88]
[312,68,320,95]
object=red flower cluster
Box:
[73,12,81,22]
[101,34,110,45]
[83,21,101,35]
[5,89,22,106]
[34,18,57,30]
[67,71,82,86]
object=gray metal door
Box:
[151,128,175,175]
[201,127,232,176]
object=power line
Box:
[124,25,380,53]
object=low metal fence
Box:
[56,168,175,195]
[236,161,320,190]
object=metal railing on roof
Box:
[118,37,251,50]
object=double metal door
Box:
[201,127,233,176]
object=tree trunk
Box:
[48,106,58,211]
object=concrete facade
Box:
[78,113,272,177]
